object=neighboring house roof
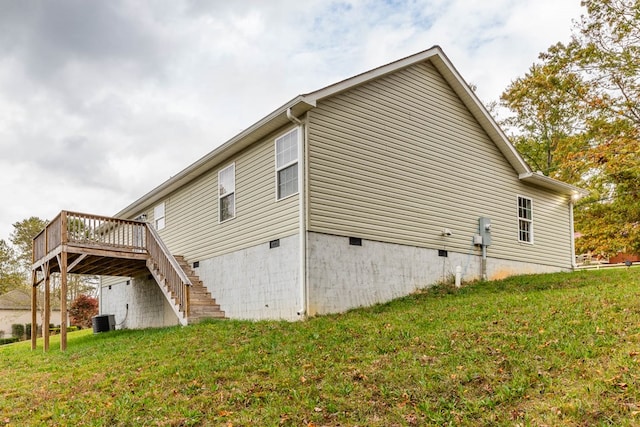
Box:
[0,289,61,310]
[0,289,31,310]
[117,46,586,219]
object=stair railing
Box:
[145,223,191,316]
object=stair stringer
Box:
[146,259,189,326]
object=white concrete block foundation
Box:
[307,232,568,315]
[100,276,179,329]
[195,234,301,321]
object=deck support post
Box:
[44,263,51,352]
[30,270,37,351]
[60,251,68,351]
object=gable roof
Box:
[117,46,585,219]
[0,289,31,309]
[0,289,62,310]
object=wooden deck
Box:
[32,211,149,278]
[31,211,195,352]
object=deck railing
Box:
[146,224,191,315]
[33,213,62,263]
[33,211,147,264]
[65,211,147,250]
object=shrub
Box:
[69,295,99,328]
[49,326,80,335]
[11,324,24,339]
[0,337,19,346]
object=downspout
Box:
[98,277,103,315]
[569,199,577,269]
[287,108,307,318]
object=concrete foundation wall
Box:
[307,232,569,315]
[100,276,179,329]
[196,234,301,321]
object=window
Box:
[517,196,533,243]
[218,163,235,222]
[275,128,299,200]
[349,237,362,246]
[154,203,165,230]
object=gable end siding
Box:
[307,60,571,268]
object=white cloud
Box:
[0,0,584,240]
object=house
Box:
[32,46,586,347]
[0,289,62,338]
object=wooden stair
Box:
[173,256,225,323]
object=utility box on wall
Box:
[479,217,492,246]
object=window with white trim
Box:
[275,128,299,200]
[218,163,235,222]
[154,202,165,230]
[517,196,533,243]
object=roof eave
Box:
[519,172,589,198]
[116,96,316,219]
[428,51,531,176]
[305,46,443,102]
[116,46,579,219]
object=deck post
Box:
[60,251,68,351]
[44,263,51,352]
[31,270,37,351]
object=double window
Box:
[275,128,299,200]
[218,163,236,222]
[154,202,165,230]
[517,196,533,243]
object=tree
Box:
[499,0,640,256]
[9,217,48,277]
[69,294,99,328]
[0,239,25,294]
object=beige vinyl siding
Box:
[138,126,299,261]
[307,60,572,268]
[101,276,126,287]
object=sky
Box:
[0,0,584,242]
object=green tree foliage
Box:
[69,294,98,328]
[0,239,25,294]
[500,0,640,256]
[9,216,48,276]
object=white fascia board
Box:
[428,51,531,176]
[519,172,589,197]
[116,96,315,219]
[305,46,442,102]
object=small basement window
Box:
[349,237,362,246]
[517,196,533,243]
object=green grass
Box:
[2,267,640,426]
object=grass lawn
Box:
[2,267,640,426]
